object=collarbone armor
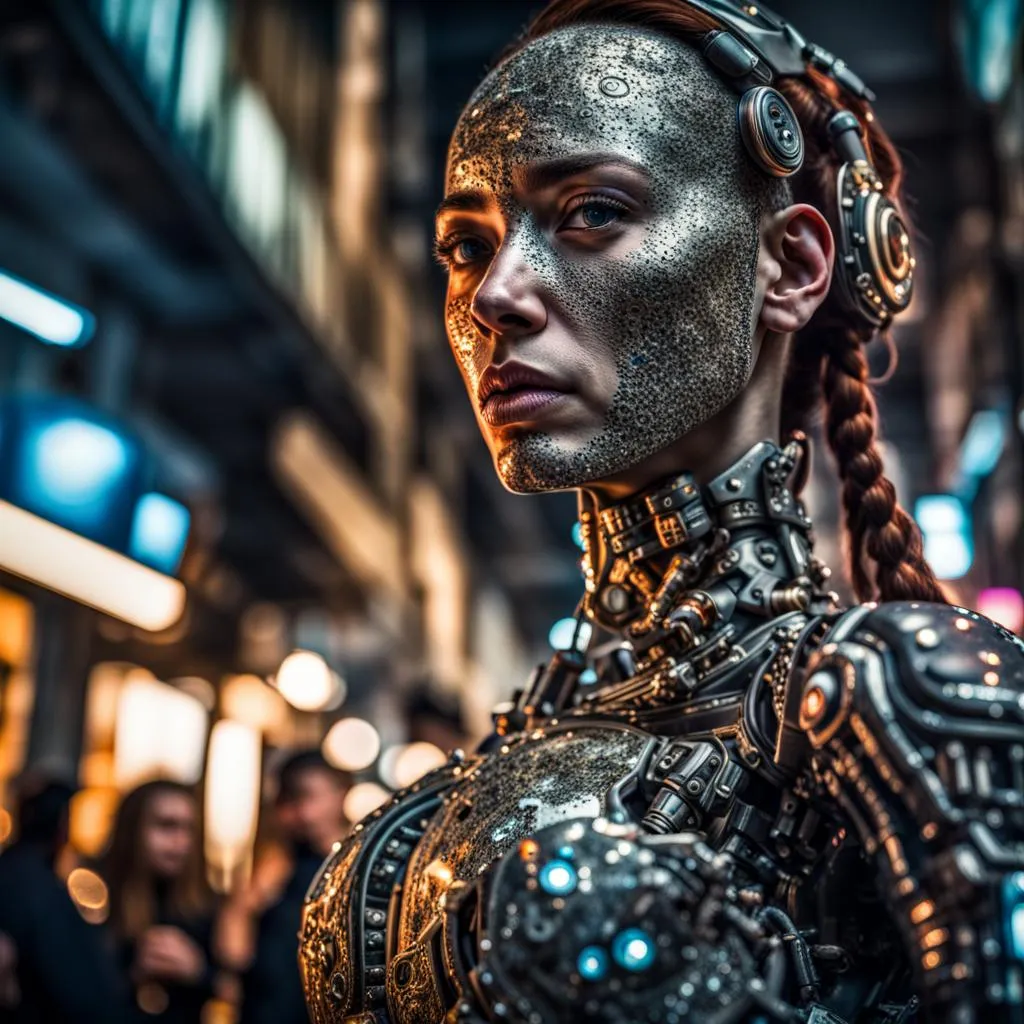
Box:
[301,439,1024,1024]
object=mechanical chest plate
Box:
[397,722,652,952]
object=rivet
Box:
[915,627,940,650]
[726,477,742,492]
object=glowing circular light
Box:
[389,742,447,789]
[539,858,578,896]
[34,419,128,507]
[580,668,598,685]
[67,867,109,924]
[548,617,592,652]
[322,717,381,772]
[571,522,585,550]
[222,674,288,733]
[274,650,343,712]
[611,927,655,972]
[343,782,391,823]
[577,945,609,981]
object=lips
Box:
[478,363,571,427]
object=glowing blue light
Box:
[577,945,609,982]
[20,417,131,536]
[1008,872,1024,960]
[580,668,598,685]
[0,269,94,347]
[33,419,128,506]
[611,928,655,972]
[915,495,974,580]
[571,522,585,549]
[960,409,1006,479]
[538,858,578,897]
[558,845,575,860]
[548,617,592,652]
[129,493,190,574]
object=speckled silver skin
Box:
[439,25,786,492]
[395,723,650,950]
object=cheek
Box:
[445,293,478,380]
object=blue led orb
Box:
[538,859,578,897]
[611,927,656,972]
[577,945,608,982]
[557,845,575,860]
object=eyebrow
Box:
[435,154,648,222]
[435,189,491,220]
[520,153,648,192]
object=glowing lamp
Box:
[322,717,381,772]
[114,675,208,790]
[0,499,186,630]
[0,268,94,347]
[204,720,261,892]
[221,674,289,734]
[274,650,344,712]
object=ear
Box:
[759,204,835,335]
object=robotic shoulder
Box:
[800,600,1024,745]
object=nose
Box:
[470,237,547,341]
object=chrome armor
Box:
[300,440,1024,1024]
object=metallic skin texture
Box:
[439,25,786,492]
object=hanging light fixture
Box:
[204,719,261,892]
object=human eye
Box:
[561,193,630,232]
[433,233,492,269]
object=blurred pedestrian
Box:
[220,751,349,1024]
[105,780,216,1023]
[0,774,133,1023]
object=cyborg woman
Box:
[300,2,1024,1022]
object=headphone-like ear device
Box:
[828,111,914,326]
[687,1,915,329]
[701,30,804,179]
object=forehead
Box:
[446,24,738,194]
[148,791,194,821]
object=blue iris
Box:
[577,945,609,981]
[611,927,656,972]
[538,858,578,896]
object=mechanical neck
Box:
[578,436,835,669]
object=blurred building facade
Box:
[0,0,1021,886]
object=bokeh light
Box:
[322,717,381,772]
[343,781,390,824]
[274,650,344,712]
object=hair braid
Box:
[818,328,946,602]
[515,0,948,606]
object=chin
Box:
[493,430,616,493]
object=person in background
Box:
[104,780,217,1023]
[0,774,133,1023]
[221,751,349,1024]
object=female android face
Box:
[435,23,796,494]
